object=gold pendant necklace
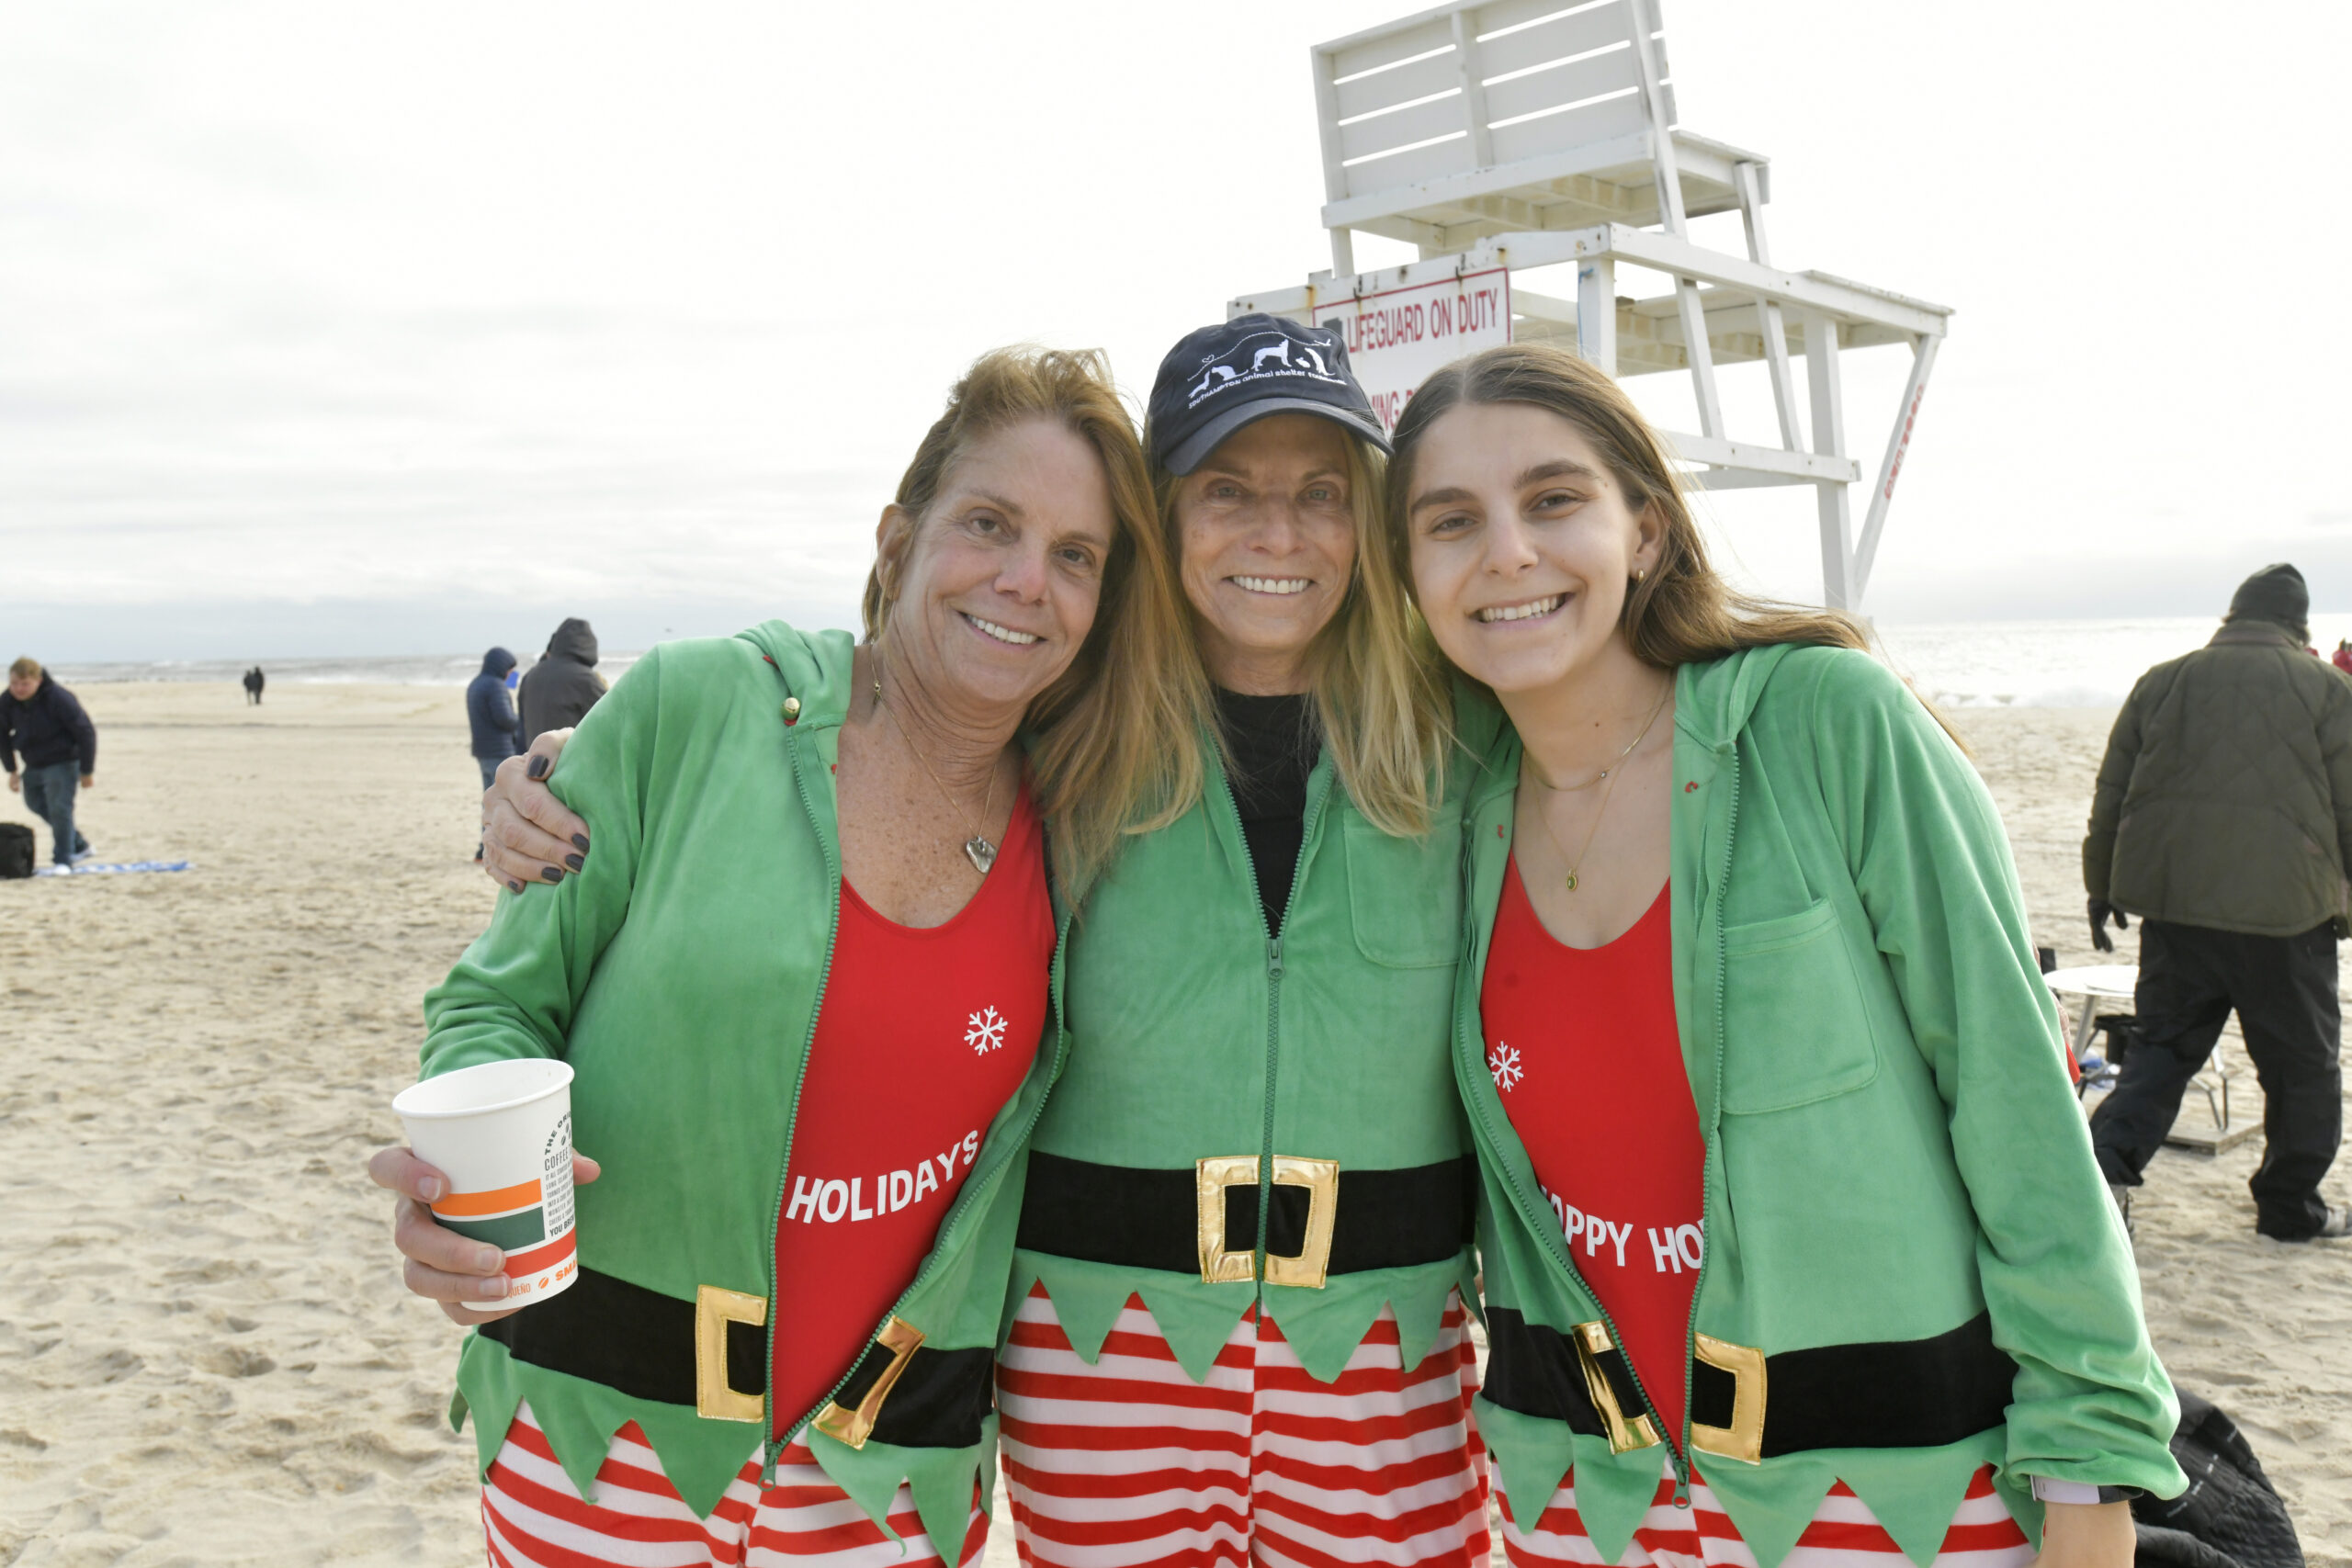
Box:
[1526,678,1671,894]
[874,657,1001,874]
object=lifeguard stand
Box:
[1227,0,1950,612]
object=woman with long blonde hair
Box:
[990,316,1488,1568]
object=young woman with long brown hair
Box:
[1386,343,2185,1568]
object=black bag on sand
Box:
[2133,1390,2301,1568]
[0,823,34,879]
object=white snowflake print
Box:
[966,1005,1009,1055]
[1488,1041,1523,1093]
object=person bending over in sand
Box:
[369,346,1189,1567]
[5,656,96,868]
[1388,344,2186,1568]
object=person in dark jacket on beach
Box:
[466,648,523,862]
[4,656,97,867]
[516,617,605,745]
[467,648,523,786]
[2085,562,2352,1240]
[243,666,266,705]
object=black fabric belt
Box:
[1016,1151,1474,1275]
[1481,1306,2015,1458]
[479,1265,994,1448]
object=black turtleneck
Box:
[1213,687,1321,935]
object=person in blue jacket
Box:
[466,648,523,861]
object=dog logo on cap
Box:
[1187,329,1346,409]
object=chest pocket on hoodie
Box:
[1719,897,1882,1114]
[1344,812,1462,968]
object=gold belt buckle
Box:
[695,1284,768,1423]
[811,1316,925,1450]
[1571,1321,1664,1454]
[1690,1333,1767,1463]
[1194,1155,1340,1289]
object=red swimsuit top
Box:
[1477,857,1702,1445]
[769,784,1054,1434]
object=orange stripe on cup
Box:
[503,1228,577,1279]
[432,1177,543,1218]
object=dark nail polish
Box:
[563,853,583,873]
[508,879,526,894]
[540,865,562,884]
[527,756,548,781]
[571,834,591,853]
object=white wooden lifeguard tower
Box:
[1227,0,1950,612]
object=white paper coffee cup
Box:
[392,1058,579,1314]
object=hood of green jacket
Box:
[424,621,1068,1549]
[1456,646,2184,1568]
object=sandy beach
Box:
[1,682,2346,1566]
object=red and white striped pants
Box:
[481,1399,988,1568]
[996,1282,1491,1568]
[1497,1458,2031,1568]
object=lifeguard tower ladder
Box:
[1227,0,1949,612]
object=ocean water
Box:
[45,652,641,689]
[1877,615,2352,708]
[42,615,2352,710]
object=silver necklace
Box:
[873,659,1000,875]
[1523,679,1670,893]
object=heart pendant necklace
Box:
[874,658,1000,876]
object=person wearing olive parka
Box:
[993,318,1494,1568]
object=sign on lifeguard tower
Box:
[1321,267,1511,434]
[1233,0,1951,613]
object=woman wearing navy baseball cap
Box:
[481,318,1496,1568]
[991,316,1490,1567]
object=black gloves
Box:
[2088,898,2129,954]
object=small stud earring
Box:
[1634,567,1648,584]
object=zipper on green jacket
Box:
[1205,742,1333,1297]
[1461,978,1681,1491]
[763,708,844,1483]
[759,702,1082,1474]
[1668,738,1738,1511]
[1462,766,1690,1501]
[776,894,1078,1461]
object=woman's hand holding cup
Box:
[379,1058,595,1324]
[369,1145,600,1325]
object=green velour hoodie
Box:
[1455,646,2186,1568]
[1008,705,1504,1384]
[421,623,1070,1550]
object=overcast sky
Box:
[5,0,2348,661]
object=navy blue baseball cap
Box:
[1147,313,1390,475]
